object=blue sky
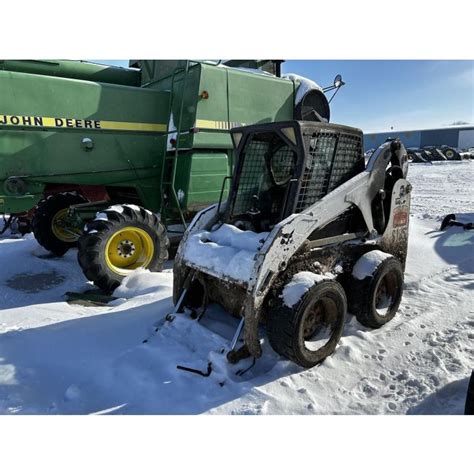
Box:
[95,60,473,132]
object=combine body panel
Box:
[0,60,141,86]
[144,63,294,213]
[0,69,170,213]
[1,61,295,217]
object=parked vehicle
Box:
[172,120,411,368]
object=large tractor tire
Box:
[266,279,347,368]
[32,192,87,256]
[347,252,404,329]
[77,204,169,292]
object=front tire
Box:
[347,252,404,329]
[32,192,87,256]
[77,204,169,292]
[266,279,347,368]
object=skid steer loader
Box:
[171,120,411,368]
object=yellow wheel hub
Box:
[105,226,155,275]
[51,208,80,243]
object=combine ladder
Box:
[160,60,193,231]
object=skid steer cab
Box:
[173,120,411,369]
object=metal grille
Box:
[270,145,296,186]
[328,133,363,192]
[232,134,295,217]
[296,131,362,212]
[296,134,336,212]
[232,139,268,216]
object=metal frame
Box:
[225,121,305,224]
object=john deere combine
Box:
[0,59,341,291]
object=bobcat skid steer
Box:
[172,120,411,369]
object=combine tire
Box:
[32,192,87,256]
[77,204,169,292]
[347,253,403,328]
[267,280,347,368]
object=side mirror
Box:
[334,74,345,88]
[322,74,346,93]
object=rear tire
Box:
[77,204,169,292]
[266,279,347,368]
[347,253,403,328]
[32,192,87,256]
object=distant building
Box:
[363,125,474,151]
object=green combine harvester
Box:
[0,59,342,291]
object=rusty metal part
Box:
[226,344,251,364]
[303,301,324,339]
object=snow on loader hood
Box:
[181,223,269,284]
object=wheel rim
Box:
[374,271,399,317]
[302,297,338,352]
[51,208,80,243]
[445,150,454,158]
[105,226,155,275]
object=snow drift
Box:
[0,162,473,415]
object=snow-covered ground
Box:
[0,162,473,415]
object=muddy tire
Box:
[347,253,403,329]
[266,280,347,368]
[77,204,169,292]
[32,192,87,256]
